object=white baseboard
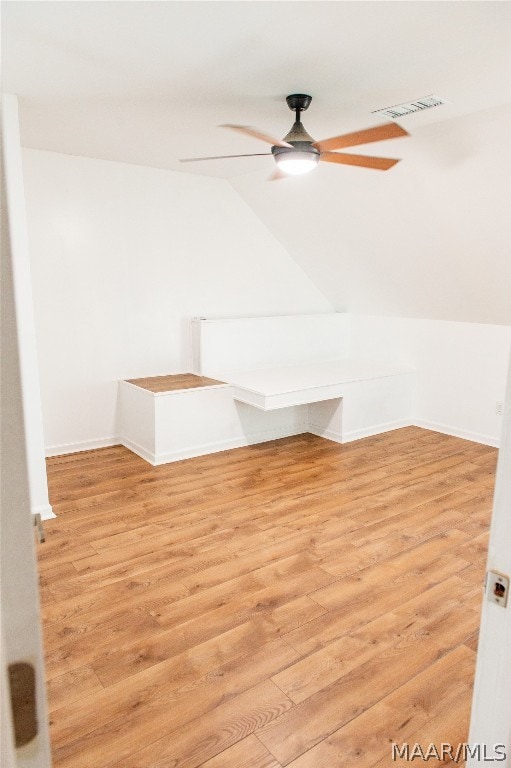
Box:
[32,503,56,520]
[308,424,343,444]
[154,438,247,466]
[46,417,499,469]
[154,424,309,465]
[121,423,309,466]
[45,437,120,457]
[118,437,157,465]
[341,418,413,444]
[413,419,500,448]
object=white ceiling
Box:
[3,0,511,326]
[3,1,511,178]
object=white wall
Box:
[22,148,511,454]
[351,314,511,447]
[22,149,333,453]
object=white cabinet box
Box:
[117,375,309,466]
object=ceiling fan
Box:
[180,94,409,179]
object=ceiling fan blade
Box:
[313,122,408,152]
[220,124,292,148]
[267,168,287,181]
[179,152,272,163]
[320,152,400,171]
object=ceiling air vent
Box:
[372,95,447,119]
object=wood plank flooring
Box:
[38,427,496,768]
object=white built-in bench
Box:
[225,358,414,445]
[118,314,416,466]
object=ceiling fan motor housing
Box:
[271,143,320,161]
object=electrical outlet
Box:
[486,571,509,607]
[496,401,504,415]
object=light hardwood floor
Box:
[38,427,496,768]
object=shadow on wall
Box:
[234,400,309,445]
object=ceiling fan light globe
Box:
[275,153,319,175]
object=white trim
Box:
[32,503,56,520]
[45,437,120,456]
[413,419,500,448]
[2,94,52,766]
[44,419,499,462]
[153,383,229,397]
[118,437,157,465]
[122,423,309,466]
[154,426,309,465]
[308,424,343,444]
[342,419,413,444]
[197,312,343,325]
[154,438,243,466]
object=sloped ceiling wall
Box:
[230,103,511,326]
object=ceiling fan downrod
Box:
[281,93,316,145]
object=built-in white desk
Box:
[118,314,416,465]
[215,358,415,447]
[224,359,414,410]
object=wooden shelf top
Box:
[125,373,226,393]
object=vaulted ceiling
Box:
[3,1,511,324]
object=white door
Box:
[468,355,511,765]
[1,96,52,767]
